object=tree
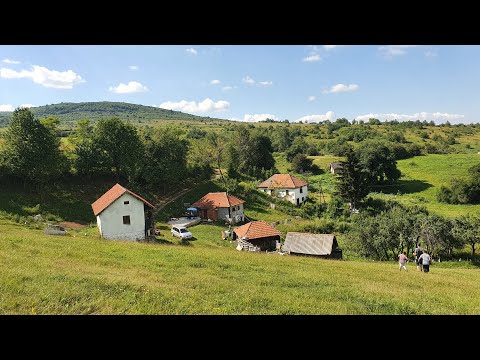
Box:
[357,141,401,184]
[452,214,480,257]
[336,148,370,210]
[139,127,188,193]
[291,153,313,173]
[94,118,143,182]
[0,107,67,186]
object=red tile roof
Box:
[91,183,154,216]
[234,221,281,240]
[257,174,308,189]
[192,192,245,209]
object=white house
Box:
[257,174,308,206]
[91,183,155,241]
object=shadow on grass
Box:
[373,179,433,195]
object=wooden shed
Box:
[282,232,342,259]
[233,221,281,251]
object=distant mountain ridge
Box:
[0,101,229,126]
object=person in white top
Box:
[419,251,431,273]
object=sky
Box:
[1,45,479,124]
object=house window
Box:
[300,187,303,193]
[124,201,129,205]
[302,197,304,202]
[123,215,131,225]
[285,190,289,195]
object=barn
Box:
[282,232,342,258]
[192,192,245,224]
[91,183,155,241]
[329,162,343,175]
[233,220,281,251]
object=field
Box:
[373,154,480,217]
[1,219,480,315]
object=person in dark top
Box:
[414,244,424,272]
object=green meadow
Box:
[1,219,479,315]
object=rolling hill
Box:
[0,101,229,126]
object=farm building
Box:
[257,174,308,205]
[329,162,343,175]
[233,220,281,251]
[282,232,342,259]
[91,183,155,241]
[192,192,245,224]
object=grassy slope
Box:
[372,154,480,218]
[1,219,479,315]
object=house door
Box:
[201,209,208,219]
[296,198,300,205]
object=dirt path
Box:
[152,180,210,215]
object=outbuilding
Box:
[233,220,281,251]
[282,232,342,258]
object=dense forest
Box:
[0,102,228,127]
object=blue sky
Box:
[0,45,479,123]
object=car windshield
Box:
[180,228,189,233]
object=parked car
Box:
[171,226,193,240]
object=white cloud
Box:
[323,83,359,94]
[186,48,198,55]
[0,103,34,111]
[308,96,316,102]
[425,50,438,58]
[295,111,335,123]
[109,81,148,94]
[258,80,273,86]
[129,65,138,70]
[323,45,339,50]
[159,98,230,113]
[2,58,20,64]
[0,65,84,89]
[302,54,321,62]
[379,45,419,58]
[355,112,465,124]
[230,113,279,122]
[222,85,236,91]
[242,75,255,85]
[0,104,15,111]
[210,79,221,85]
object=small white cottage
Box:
[91,183,155,241]
[257,174,308,205]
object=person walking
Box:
[414,244,424,272]
[398,251,409,272]
[419,251,431,273]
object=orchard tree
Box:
[452,214,480,257]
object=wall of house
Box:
[216,204,244,224]
[261,186,308,205]
[96,193,146,241]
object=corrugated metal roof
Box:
[234,221,281,240]
[282,232,337,256]
[192,192,245,209]
[257,174,308,189]
[91,183,154,216]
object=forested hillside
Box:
[0,102,228,127]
